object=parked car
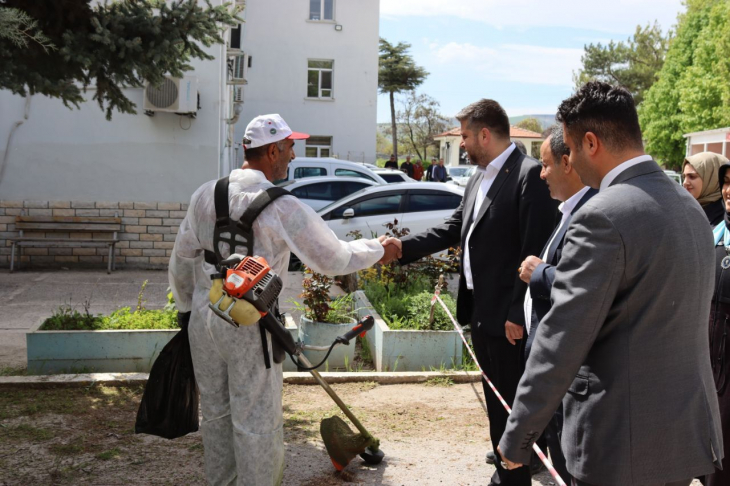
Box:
[447,166,476,187]
[317,182,464,241]
[278,176,379,211]
[664,170,682,184]
[276,157,386,184]
[373,168,414,184]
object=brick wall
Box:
[0,200,188,269]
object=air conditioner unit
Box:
[143,76,198,114]
[233,85,244,103]
[228,53,248,85]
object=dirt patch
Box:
[0,381,657,485]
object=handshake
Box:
[377,235,402,265]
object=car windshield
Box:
[449,167,473,177]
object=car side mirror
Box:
[342,208,355,218]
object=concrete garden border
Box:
[353,291,463,372]
[27,317,301,375]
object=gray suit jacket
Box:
[499,161,722,485]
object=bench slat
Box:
[10,238,118,243]
[15,222,121,231]
[16,216,121,224]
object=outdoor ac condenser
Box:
[143,76,198,114]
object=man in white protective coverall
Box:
[169,114,393,486]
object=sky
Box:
[377,0,685,123]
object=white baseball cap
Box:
[243,114,309,149]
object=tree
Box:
[640,0,730,168]
[396,92,449,162]
[0,7,54,51]
[376,130,393,157]
[516,117,543,134]
[378,38,428,159]
[574,21,670,105]
[0,0,241,120]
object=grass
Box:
[2,423,54,442]
[49,443,84,456]
[0,366,27,376]
[425,376,454,387]
[95,448,121,461]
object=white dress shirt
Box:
[599,154,653,191]
[464,143,516,290]
[523,185,591,334]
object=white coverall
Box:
[169,168,384,486]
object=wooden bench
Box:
[9,214,122,274]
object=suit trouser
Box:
[473,332,531,486]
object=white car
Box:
[373,168,414,184]
[317,182,464,241]
[279,176,379,211]
[447,166,476,187]
[276,157,386,184]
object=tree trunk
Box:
[390,90,398,159]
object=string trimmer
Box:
[208,254,384,471]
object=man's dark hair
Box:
[548,124,570,163]
[455,99,510,139]
[556,81,643,152]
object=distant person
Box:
[683,152,728,226]
[425,158,437,181]
[514,140,527,155]
[432,158,447,182]
[413,160,424,181]
[400,156,415,178]
[384,154,398,170]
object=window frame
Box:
[308,0,335,21]
[305,136,333,157]
[307,59,334,99]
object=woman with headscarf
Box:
[706,160,730,486]
[683,152,729,225]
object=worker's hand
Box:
[505,320,523,345]
[518,256,543,284]
[496,446,523,470]
[378,237,402,265]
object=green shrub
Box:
[40,281,178,331]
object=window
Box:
[531,141,542,159]
[331,194,402,219]
[291,182,338,201]
[307,60,333,98]
[229,24,242,49]
[293,167,327,179]
[334,168,375,181]
[309,0,334,21]
[407,193,462,213]
[306,136,332,157]
[380,173,406,183]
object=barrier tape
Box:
[433,294,567,486]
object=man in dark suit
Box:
[381,99,558,485]
[517,125,597,483]
[498,82,723,485]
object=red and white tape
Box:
[433,294,567,486]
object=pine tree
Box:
[0,0,241,120]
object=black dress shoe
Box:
[485,450,496,464]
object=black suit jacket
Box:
[399,147,559,337]
[525,188,597,356]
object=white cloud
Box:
[432,42,584,86]
[381,0,682,35]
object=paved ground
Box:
[0,269,308,370]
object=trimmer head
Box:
[319,416,384,471]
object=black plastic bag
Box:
[135,312,199,439]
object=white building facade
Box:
[684,127,730,158]
[232,0,380,169]
[0,0,239,269]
